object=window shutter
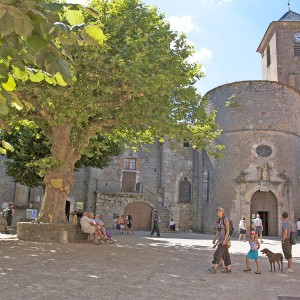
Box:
[136,159,141,170]
[119,157,124,170]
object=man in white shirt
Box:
[80,212,101,244]
[253,214,263,243]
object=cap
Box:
[216,207,224,212]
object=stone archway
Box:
[124,202,153,231]
[250,191,278,236]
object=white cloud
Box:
[168,15,200,33]
[188,48,213,64]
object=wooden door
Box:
[122,172,136,192]
[124,202,152,231]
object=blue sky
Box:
[66,0,300,94]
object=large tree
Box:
[0,121,124,187]
[3,0,222,223]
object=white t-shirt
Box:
[80,216,94,231]
[297,220,300,230]
[253,217,262,227]
[239,219,246,230]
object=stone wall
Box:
[203,81,300,233]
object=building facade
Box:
[1,9,300,235]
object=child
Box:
[244,230,261,274]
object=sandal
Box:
[255,271,261,274]
[243,267,251,272]
[221,269,232,273]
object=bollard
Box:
[58,230,68,243]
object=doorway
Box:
[257,211,269,236]
[124,202,152,231]
[65,200,70,222]
[250,191,278,236]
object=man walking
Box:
[282,211,294,273]
[149,209,160,237]
[253,214,263,243]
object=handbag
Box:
[290,231,297,245]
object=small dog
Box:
[261,248,283,272]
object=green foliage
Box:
[0,122,124,187]
[225,94,239,108]
[0,0,104,98]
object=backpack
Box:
[2,208,8,218]
[289,221,297,245]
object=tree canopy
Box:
[0,121,124,187]
[0,0,222,223]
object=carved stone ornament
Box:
[256,145,272,157]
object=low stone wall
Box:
[17,222,89,243]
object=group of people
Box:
[208,207,296,274]
[238,214,264,243]
[80,211,117,245]
[115,214,134,235]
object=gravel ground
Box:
[0,231,299,300]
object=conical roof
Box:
[278,10,300,21]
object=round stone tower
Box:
[202,80,300,235]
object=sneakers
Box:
[208,267,217,274]
[283,267,293,273]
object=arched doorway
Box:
[250,191,278,236]
[124,202,152,231]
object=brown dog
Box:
[261,248,283,272]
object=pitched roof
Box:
[278,10,300,21]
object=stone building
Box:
[1,9,300,236]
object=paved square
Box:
[0,232,299,299]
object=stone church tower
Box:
[203,9,300,235]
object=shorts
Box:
[282,241,292,260]
[255,226,262,235]
[247,249,258,260]
[120,225,125,229]
[297,229,300,237]
[127,224,132,228]
[6,216,12,226]
[116,224,121,230]
[82,225,95,234]
[240,229,246,234]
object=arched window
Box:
[179,177,191,203]
[202,166,209,202]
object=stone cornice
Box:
[257,21,300,54]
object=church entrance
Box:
[250,191,278,236]
[124,202,152,231]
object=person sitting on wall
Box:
[80,212,102,245]
[169,218,175,231]
[94,213,116,244]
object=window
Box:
[179,177,191,203]
[267,45,271,67]
[183,141,190,148]
[124,158,136,170]
[294,45,300,56]
[202,166,209,202]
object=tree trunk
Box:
[35,124,81,224]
